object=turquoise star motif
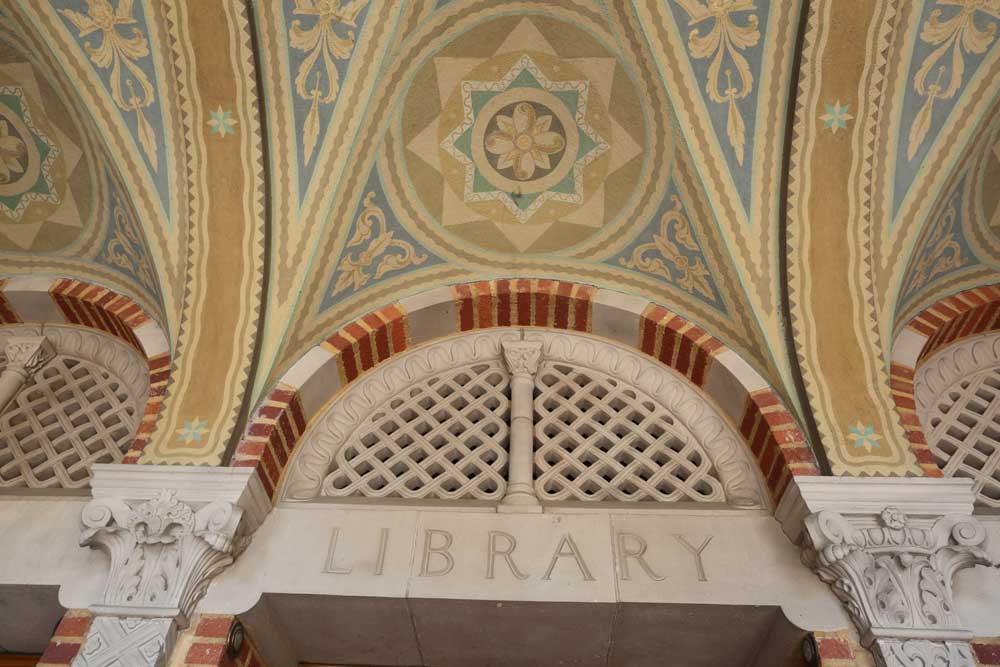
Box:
[820,100,853,133]
[440,54,608,224]
[176,417,209,444]
[847,422,881,452]
[207,106,238,137]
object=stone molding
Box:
[776,477,976,543]
[72,466,268,667]
[786,476,997,667]
[281,329,767,508]
[913,333,1000,415]
[0,325,150,406]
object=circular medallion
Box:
[393,15,655,256]
[0,100,43,199]
[470,88,577,194]
[0,54,95,252]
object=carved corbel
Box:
[71,466,269,667]
[801,506,996,667]
[0,336,55,413]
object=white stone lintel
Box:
[776,476,976,543]
[90,464,271,531]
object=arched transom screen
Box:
[0,325,149,489]
[282,330,766,508]
[915,333,1000,509]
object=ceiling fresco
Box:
[787,0,1000,475]
[895,104,1000,327]
[0,0,997,473]
[252,0,803,427]
[888,0,999,224]
[0,11,164,319]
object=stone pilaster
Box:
[71,465,269,667]
[779,477,998,667]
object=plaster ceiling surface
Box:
[0,0,998,472]
[0,7,164,321]
[252,0,800,401]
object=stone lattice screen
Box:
[285,331,766,507]
[533,361,725,502]
[916,334,1000,509]
[323,360,511,500]
[0,326,148,489]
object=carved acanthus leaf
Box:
[80,489,249,619]
[801,506,996,667]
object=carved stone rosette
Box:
[801,507,995,667]
[72,489,252,667]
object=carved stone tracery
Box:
[915,333,1000,508]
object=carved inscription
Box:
[486,530,528,580]
[674,535,712,582]
[322,526,714,582]
[616,533,665,581]
[420,529,455,577]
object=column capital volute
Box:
[776,476,977,544]
[778,477,997,667]
[71,466,270,667]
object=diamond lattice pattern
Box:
[325,362,511,500]
[924,367,1000,508]
[0,356,139,488]
[533,363,725,502]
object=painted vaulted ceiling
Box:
[0,0,997,472]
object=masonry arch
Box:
[0,276,170,472]
[891,284,1000,506]
[233,280,818,508]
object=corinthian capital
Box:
[3,335,55,376]
[782,477,997,667]
[72,465,269,667]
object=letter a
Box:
[542,533,595,581]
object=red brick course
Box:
[894,284,1000,477]
[37,610,92,667]
[181,615,264,667]
[232,280,817,506]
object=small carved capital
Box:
[801,507,995,667]
[3,336,55,377]
[501,341,542,377]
